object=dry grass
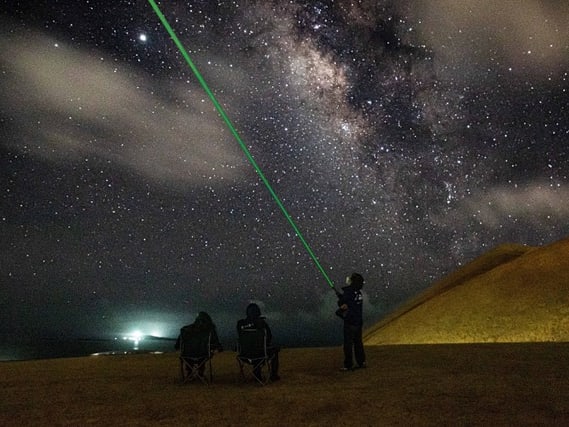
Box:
[1,343,568,426]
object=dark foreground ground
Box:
[1,343,568,426]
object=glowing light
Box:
[138,33,148,42]
[123,331,143,340]
[123,330,144,349]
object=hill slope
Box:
[364,237,569,344]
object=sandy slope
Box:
[364,237,569,344]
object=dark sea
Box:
[0,336,177,362]
[1,328,340,362]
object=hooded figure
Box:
[246,303,263,321]
[236,303,280,381]
[175,311,223,353]
[336,273,366,370]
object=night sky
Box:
[1,1,568,347]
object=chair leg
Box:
[194,361,210,385]
[180,359,187,383]
[180,359,211,384]
[241,361,270,385]
[237,360,246,383]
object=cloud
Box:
[408,1,569,80]
[0,23,247,187]
[434,183,569,229]
[465,183,569,227]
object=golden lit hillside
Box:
[364,237,569,344]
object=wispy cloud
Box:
[432,183,569,229]
[409,1,569,80]
[1,23,247,186]
[465,183,569,228]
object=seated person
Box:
[176,311,222,376]
[236,303,280,381]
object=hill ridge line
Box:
[363,243,531,341]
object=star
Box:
[1,0,568,359]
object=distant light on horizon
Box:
[123,331,143,349]
[123,331,143,340]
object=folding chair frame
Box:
[179,332,213,384]
[236,329,275,386]
[180,355,212,384]
[237,354,274,385]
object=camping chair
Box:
[179,328,213,384]
[236,327,274,386]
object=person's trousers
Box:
[343,323,365,368]
[268,347,279,378]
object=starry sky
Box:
[1,1,568,347]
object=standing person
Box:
[237,303,280,381]
[336,272,366,371]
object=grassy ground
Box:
[1,343,568,426]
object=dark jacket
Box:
[237,317,273,343]
[236,303,273,345]
[337,284,364,327]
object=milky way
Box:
[1,1,568,347]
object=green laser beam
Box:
[147,0,335,289]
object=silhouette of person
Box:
[336,273,366,371]
[236,303,280,381]
[175,311,223,376]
